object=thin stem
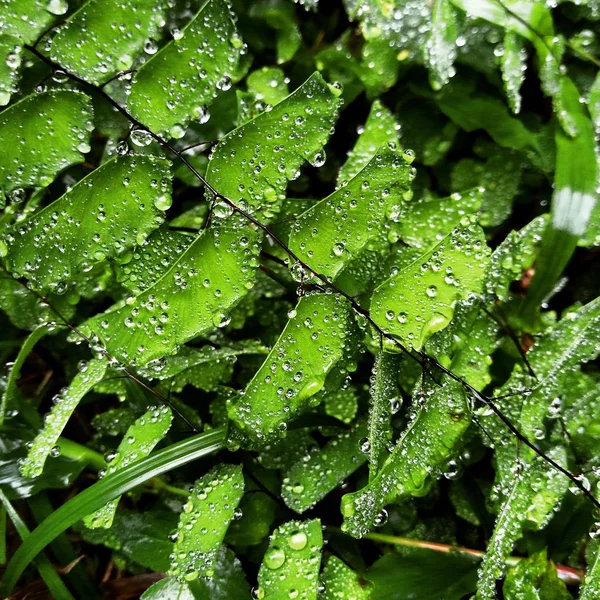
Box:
[22,43,600,510]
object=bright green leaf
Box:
[319,555,371,600]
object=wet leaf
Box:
[319,555,371,600]
[169,464,244,581]
[256,519,322,600]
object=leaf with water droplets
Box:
[337,99,400,185]
[206,71,341,222]
[227,293,357,444]
[0,0,57,44]
[580,545,600,600]
[49,0,168,85]
[2,154,171,293]
[501,31,526,114]
[424,0,458,91]
[341,379,470,538]
[256,519,322,600]
[289,146,412,280]
[0,34,21,106]
[319,555,371,600]
[371,224,490,351]
[84,405,173,529]
[0,90,92,201]
[20,358,107,478]
[282,417,367,513]
[395,188,482,252]
[368,352,400,480]
[169,464,244,581]
[83,226,260,366]
[127,0,245,138]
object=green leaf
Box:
[0,34,21,106]
[337,100,400,185]
[501,31,526,114]
[504,551,571,600]
[581,546,600,600]
[206,71,341,221]
[2,154,171,292]
[49,0,168,85]
[371,224,490,351]
[247,67,290,106]
[84,226,260,366]
[319,555,371,600]
[368,549,478,600]
[256,519,323,600]
[521,79,598,322]
[0,324,55,425]
[425,0,458,91]
[1,428,226,595]
[368,351,400,479]
[395,188,482,251]
[341,380,471,537]
[85,405,173,529]
[228,293,356,444]
[0,490,75,600]
[19,359,107,478]
[127,0,244,138]
[169,464,244,580]
[0,91,93,202]
[249,0,302,64]
[142,547,249,600]
[289,146,412,280]
[281,417,368,512]
[0,0,57,44]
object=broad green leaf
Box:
[368,352,400,479]
[49,0,168,85]
[368,549,478,600]
[521,79,598,322]
[19,358,107,478]
[0,324,55,425]
[341,380,470,537]
[0,91,92,202]
[169,464,244,580]
[256,519,322,600]
[319,555,371,600]
[477,453,568,600]
[1,429,226,595]
[127,0,244,137]
[0,34,20,106]
[143,547,249,599]
[451,148,525,227]
[371,224,490,351]
[206,72,341,221]
[80,506,177,571]
[249,0,302,64]
[0,0,57,44]
[396,188,482,251]
[581,546,600,600]
[247,67,290,106]
[289,146,412,280]
[337,100,400,185]
[116,228,193,295]
[504,551,571,600]
[501,31,526,114]
[435,82,543,154]
[0,490,75,600]
[2,154,172,292]
[483,215,547,304]
[85,406,173,529]
[425,0,458,91]
[228,293,356,443]
[281,417,368,512]
[226,487,276,550]
[84,226,260,366]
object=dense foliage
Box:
[1,0,600,598]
